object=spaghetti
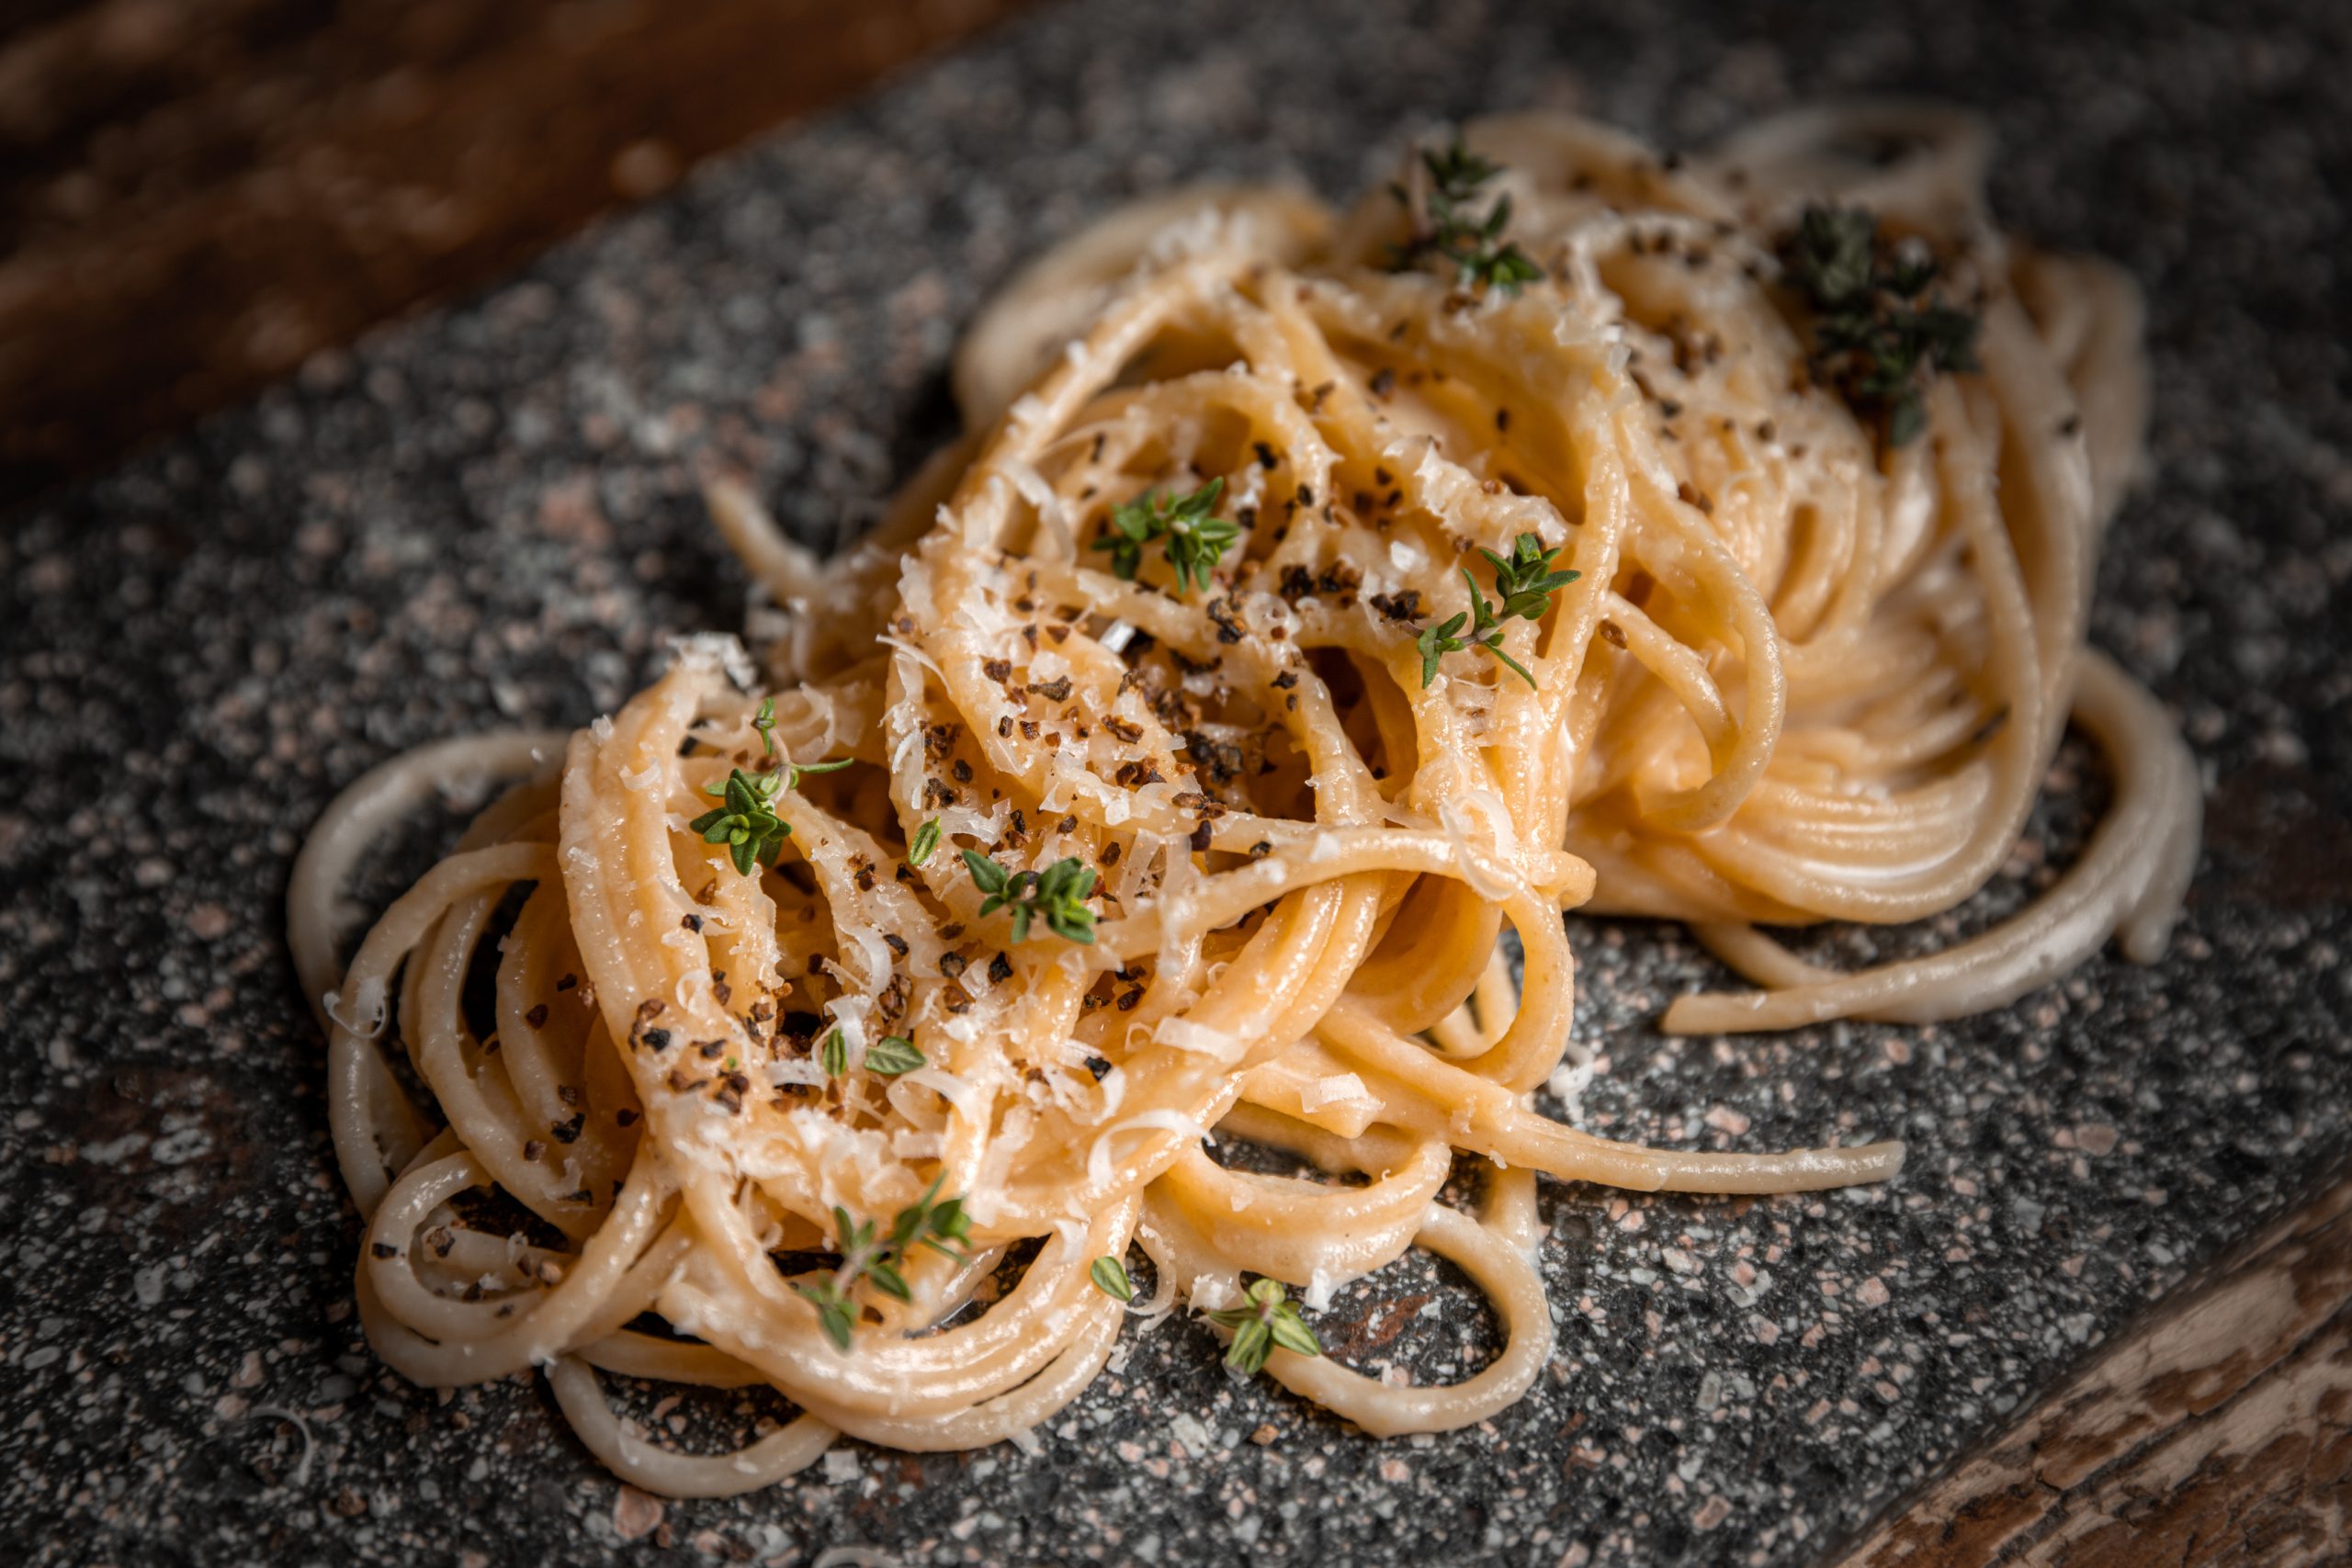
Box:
[295,105,2198,1495]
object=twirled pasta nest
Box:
[293,105,2198,1495]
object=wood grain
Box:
[0,0,1026,508]
[1833,1170,2352,1567]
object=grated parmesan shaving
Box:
[1155,1017,1244,1063]
[667,631,757,690]
[323,977,388,1039]
[1440,789,1521,902]
[1305,1268,1337,1312]
[1299,1072,1371,1112]
[1085,1111,1212,1190]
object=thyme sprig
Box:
[689,750,853,876]
[1781,205,1980,446]
[960,851,1098,944]
[793,1178,973,1350]
[1205,1277,1322,1376]
[690,768,789,875]
[1386,137,1544,294]
[1092,478,1236,594]
[908,818,941,867]
[1415,531,1577,689]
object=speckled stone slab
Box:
[5,1,2347,1563]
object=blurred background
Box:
[6,0,2341,521]
[0,0,1026,509]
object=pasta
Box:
[295,104,2197,1494]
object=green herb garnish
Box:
[1091,478,1236,594]
[690,769,789,875]
[864,1034,925,1076]
[819,1027,847,1078]
[792,1178,973,1350]
[1415,531,1577,689]
[1205,1276,1321,1376]
[908,818,941,867]
[689,752,854,876]
[1781,206,1980,447]
[1090,1255,1136,1303]
[960,850,1098,944]
[1386,137,1544,294]
[752,696,777,757]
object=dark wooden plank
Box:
[1834,1170,2352,1566]
[0,0,1028,508]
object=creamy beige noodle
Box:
[291,105,2199,1495]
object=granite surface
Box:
[4,0,2349,1563]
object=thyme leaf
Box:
[792,1178,973,1350]
[1204,1276,1322,1376]
[959,850,1098,944]
[1386,136,1544,294]
[863,1034,925,1076]
[688,748,853,876]
[687,768,789,876]
[1091,478,1236,594]
[1781,205,1981,447]
[1090,1255,1136,1303]
[1414,531,1577,689]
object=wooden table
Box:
[1831,1172,2352,1564]
[0,0,1024,506]
[5,4,2343,1562]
